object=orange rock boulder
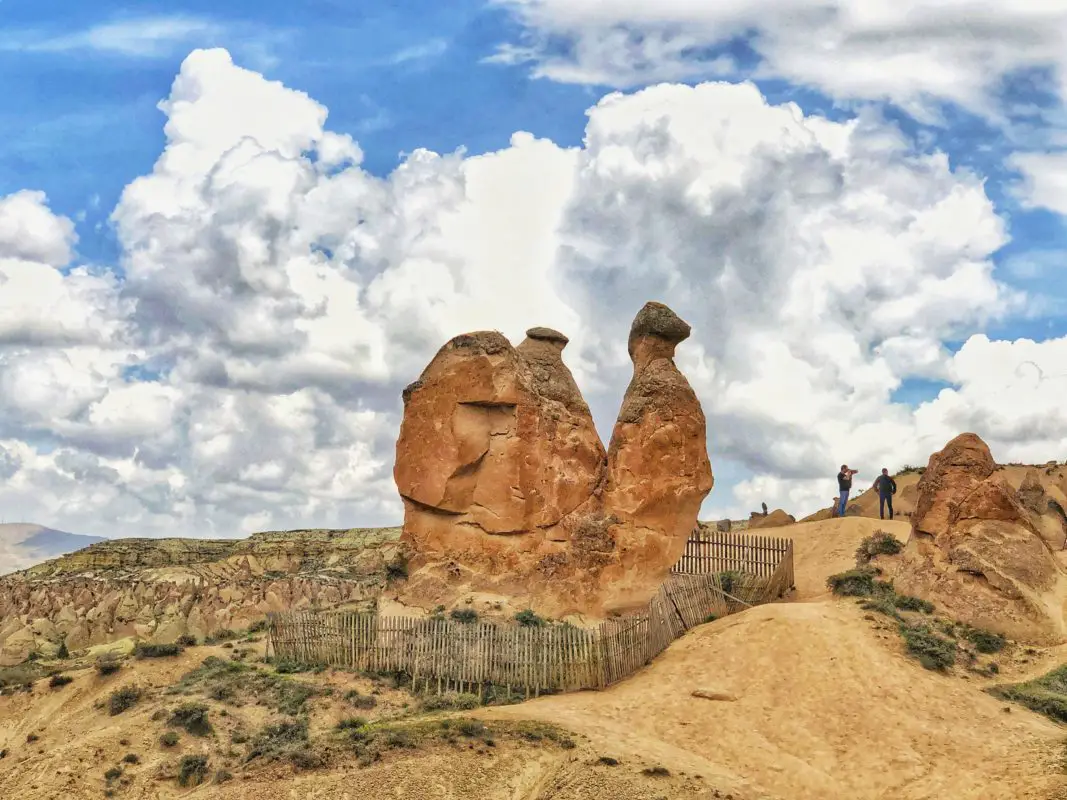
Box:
[895,433,1067,644]
[393,302,714,618]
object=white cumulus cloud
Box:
[0,48,1062,539]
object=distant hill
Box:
[0,523,107,576]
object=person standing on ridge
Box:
[837,464,859,517]
[873,467,897,520]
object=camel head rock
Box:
[393,302,714,618]
[895,433,1067,644]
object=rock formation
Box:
[394,302,714,618]
[895,434,1067,644]
[0,527,401,664]
[749,509,796,530]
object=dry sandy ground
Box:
[4,517,1067,799]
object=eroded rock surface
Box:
[0,528,400,664]
[394,302,714,618]
[895,434,1067,644]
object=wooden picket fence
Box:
[268,528,794,697]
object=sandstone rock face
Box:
[895,434,1067,644]
[0,527,401,665]
[394,302,714,618]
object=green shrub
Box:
[643,766,671,777]
[247,619,269,634]
[965,627,1007,654]
[855,531,904,564]
[167,703,213,736]
[176,635,198,648]
[386,554,409,581]
[49,674,73,689]
[336,717,368,731]
[214,769,233,784]
[178,754,209,787]
[104,767,122,782]
[351,694,377,710]
[893,594,935,614]
[96,655,121,676]
[56,641,69,659]
[122,753,140,764]
[514,609,546,628]
[900,624,957,671]
[826,568,878,597]
[421,692,481,712]
[455,719,487,738]
[273,660,311,674]
[449,608,478,624]
[160,731,180,747]
[108,685,143,716]
[134,642,182,659]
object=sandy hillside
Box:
[4,516,1067,799]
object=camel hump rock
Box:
[525,327,569,345]
[394,301,715,618]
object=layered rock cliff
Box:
[394,301,714,618]
[0,527,401,665]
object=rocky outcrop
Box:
[0,527,401,664]
[394,302,714,618]
[749,509,796,530]
[895,434,1067,644]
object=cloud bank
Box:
[1,48,1064,538]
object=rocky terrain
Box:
[896,434,1067,644]
[395,301,713,619]
[0,527,401,665]
[0,523,106,576]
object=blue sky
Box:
[2,3,1063,347]
[2,1,1067,535]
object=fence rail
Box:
[269,528,794,697]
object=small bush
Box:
[273,660,311,675]
[160,731,180,747]
[421,692,481,712]
[56,641,69,659]
[176,634,198,648]
[168,703,213,736]
[352,694,377,710]
[456,719,487,738]
[214,769,233,784]
[855,531,904,564]
[104,767,122,782]
[289,748,325,769]
[249,719,309,760]
[894,594,935,614]
[337,717,368,731]
[643,765,671,777]
[134,642,182,659]
[247,619,269,634]
[826,568,878,597]
[901,624,957,671]
[178,754,209,787]
[449,608,478,624]
[386,554,409,581]
[96,656,122,676]
[965,627,1007,654]
[599,756,620,766]
[49,674,73,689]
[26,733,38,743]
[122,753,140,764]
[514,609,546,628]
[108,685,143,716]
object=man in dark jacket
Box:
[873,467,897,520]
[837,464,859,517]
